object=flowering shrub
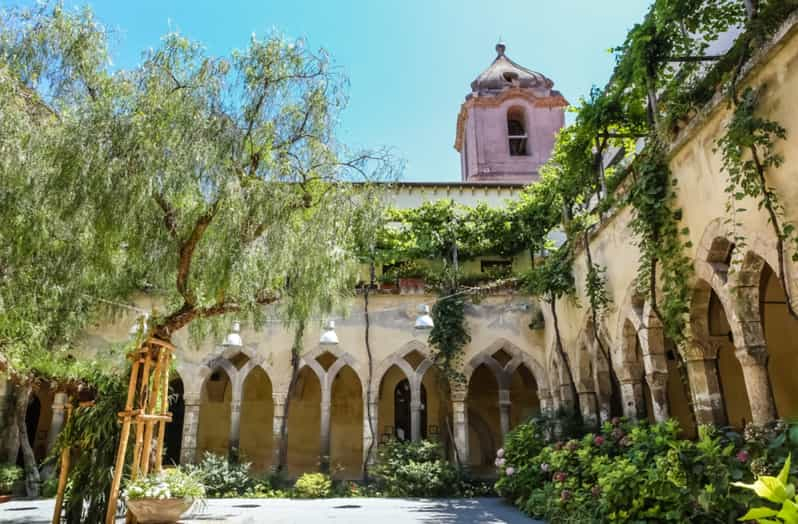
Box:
[123,468,204,500]
[495,416,798,522]
[186,452,254,497]
[372,439,460,497]
[293,473,332,498]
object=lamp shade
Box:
[224,321,243,347]
[414,304,434,329]
[320,320,339,345]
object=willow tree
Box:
[0,3,395,514]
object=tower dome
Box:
[454,42,568,184]
[470,43,554,94]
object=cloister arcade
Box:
[16,223,798,480]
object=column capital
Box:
[682,339,719,361]
[451,392,467,403]
[645,372,668,389]
[183,394,201,406]
[734,345,769,367]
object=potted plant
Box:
[123,468,204,523]
[396,261,427,294]
[0,463,22,503]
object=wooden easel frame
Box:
[105,338,174,524]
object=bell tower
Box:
[455,43,567,184]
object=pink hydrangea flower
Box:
[553,471,567,483]
[495,457,506,467]
[505,467,515,476]
[496,448,505,458]
[736,450,750,463]
[594,435,605,446]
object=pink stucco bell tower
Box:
[455,43,568,184]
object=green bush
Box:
[0,463,22,495]
[372,439,460,497]
[293,473,332,498]
[493,416,798,523]
[187,452,253,497]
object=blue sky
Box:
[47,1,652,181]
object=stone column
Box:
[559,383,575,411]
[538,388,554,412]
[180,394,201,465]
[320,394,332,472]
[684,343,726,425]
[40,391,68,479]
[363,399,378,469]
[498,388,511,437]
[736,346,777,425]
[646,372,670,422]
[272,393,287,470]
[410,400,422,442]
[228,399,242,462]
[578,391,599,428]
[619,378,644,420]
[451,392,469,467]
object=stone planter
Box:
[398,277,425,295]
[126,498,193,523]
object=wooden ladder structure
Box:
[104,337,174,524]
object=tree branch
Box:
[176,199,221,304]
[153,194,178,239]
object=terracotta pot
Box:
[126,498,193,523]
[0,494,12,504]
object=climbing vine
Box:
[717,86,798,318]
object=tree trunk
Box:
[277,322,304,472]
[362,261,376,481]
[550,297,581,418]
[15,384,40,497]
[3,387,20,464]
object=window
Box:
[507,107,528,156]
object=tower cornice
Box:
[453,88,569,152]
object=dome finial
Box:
[496,39,506,57]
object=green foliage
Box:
[496,417,798,523]
[428,290,470,385]
[734,454,797,523]
[718,87,797,274]
[123,468,205,500]
[0,463,23,495]
[186,452,254,498]
[523,246,575,302]
[0,3,395,374]
[56,366,128,524]
[626,141,693,346]
[372,439,460,497]
[293,473,332,499]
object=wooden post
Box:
[51,404,73,524]
[105,350,143,524]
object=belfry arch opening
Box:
[507,106,528,156]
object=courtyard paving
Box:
[0,497,542,523]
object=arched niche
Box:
[286,366,321,477]
[240,367,273,472]
[197,367,232,459]
[329,365,362,479]
[466,364,500,472]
